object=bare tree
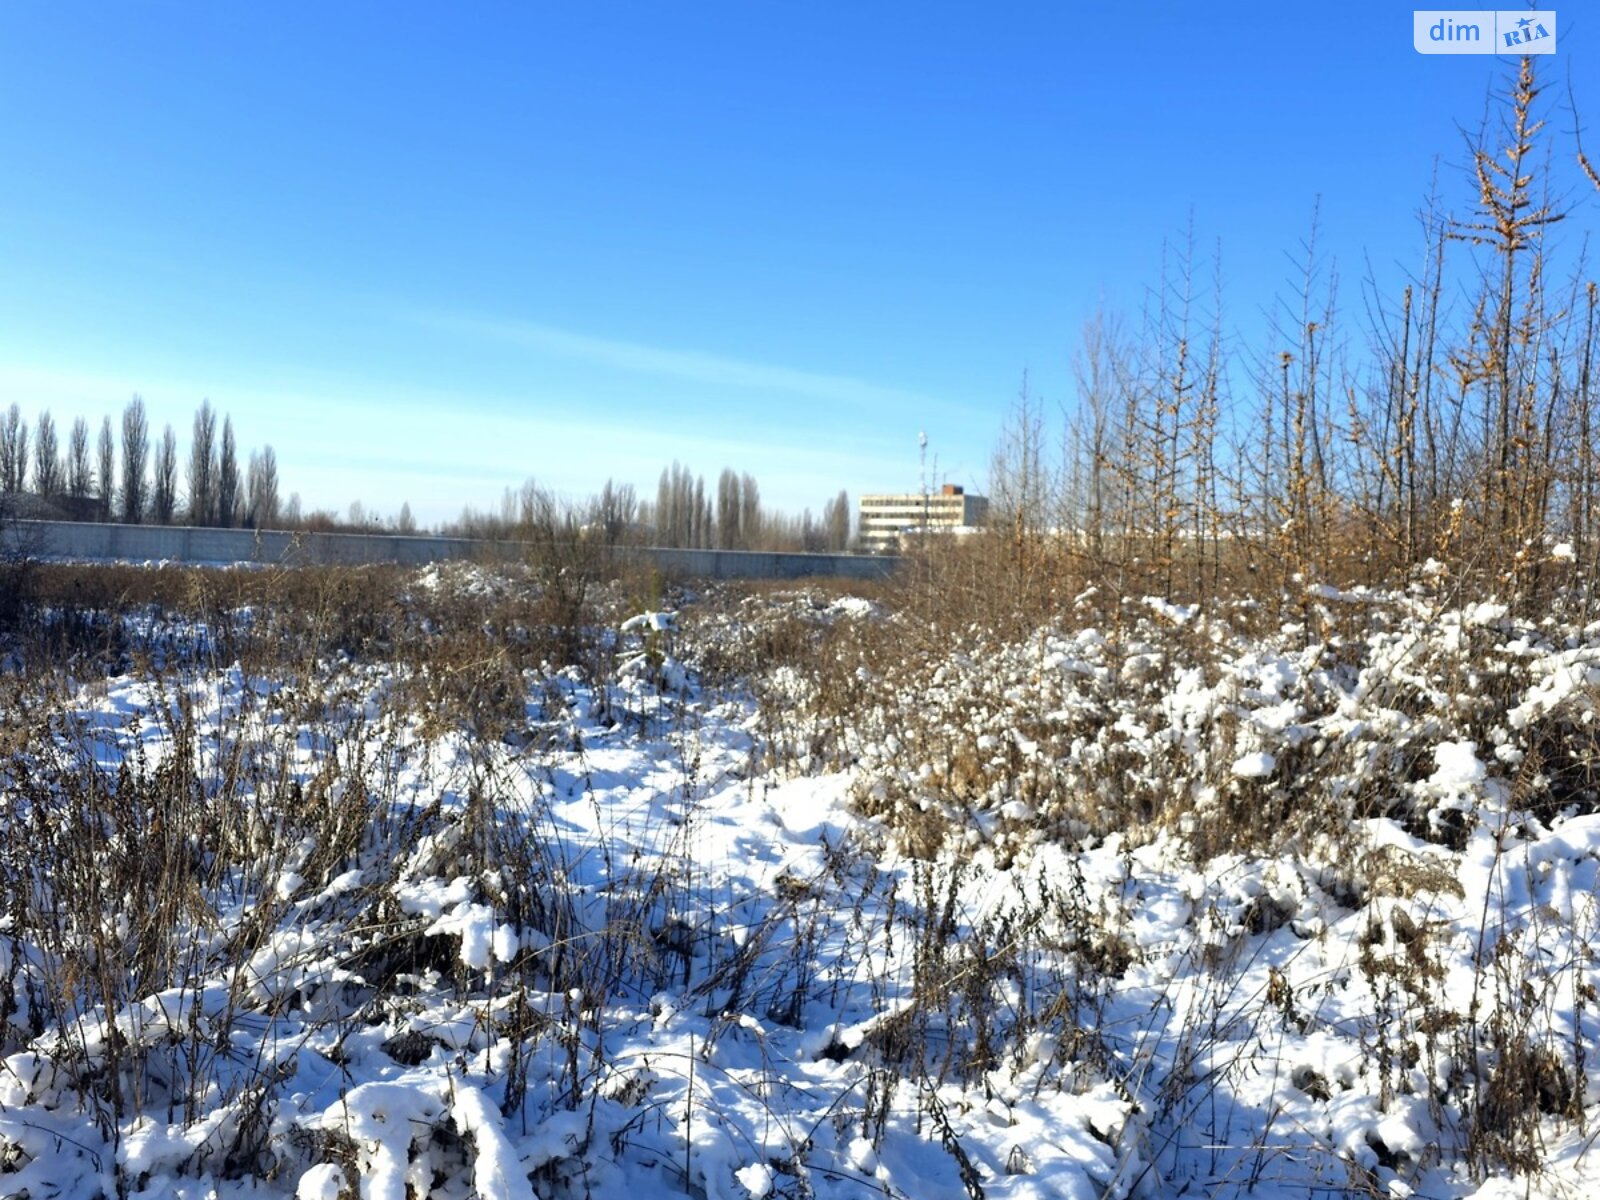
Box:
[645,463,758,549]
[67,417,91,500]
[188,401,217,524]
[991,381,1051,577]
[655,467,673,544]
[96,416,115,521]
[739,472,761,549]
[33,410,61,497]
[120,395,149,523]
[1065,312,1124,562]
[395,500,416,534]
[591,478,636,545]
[654,461,703,547]
[0,405,26,494]
[217,417,239,527]
[823,488,851,551]
[716,469,740,549]
[1453,56,1563,600]
[690,474,708,548]
[152,424,178,524]
[245,445,279,528]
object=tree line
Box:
[446,465,853,553]
[642,463,850,552]
[2,395,858,549]
[0,397,280,528]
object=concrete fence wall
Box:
[7,519,898,582]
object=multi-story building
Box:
[858,484,988,553]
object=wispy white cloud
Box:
[407,310,938,409]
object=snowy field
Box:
[1,562,1598,1199]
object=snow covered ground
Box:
[1,571,1599,1198]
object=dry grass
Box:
[0,545,1597,1190]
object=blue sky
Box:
[0,3,1585,526]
